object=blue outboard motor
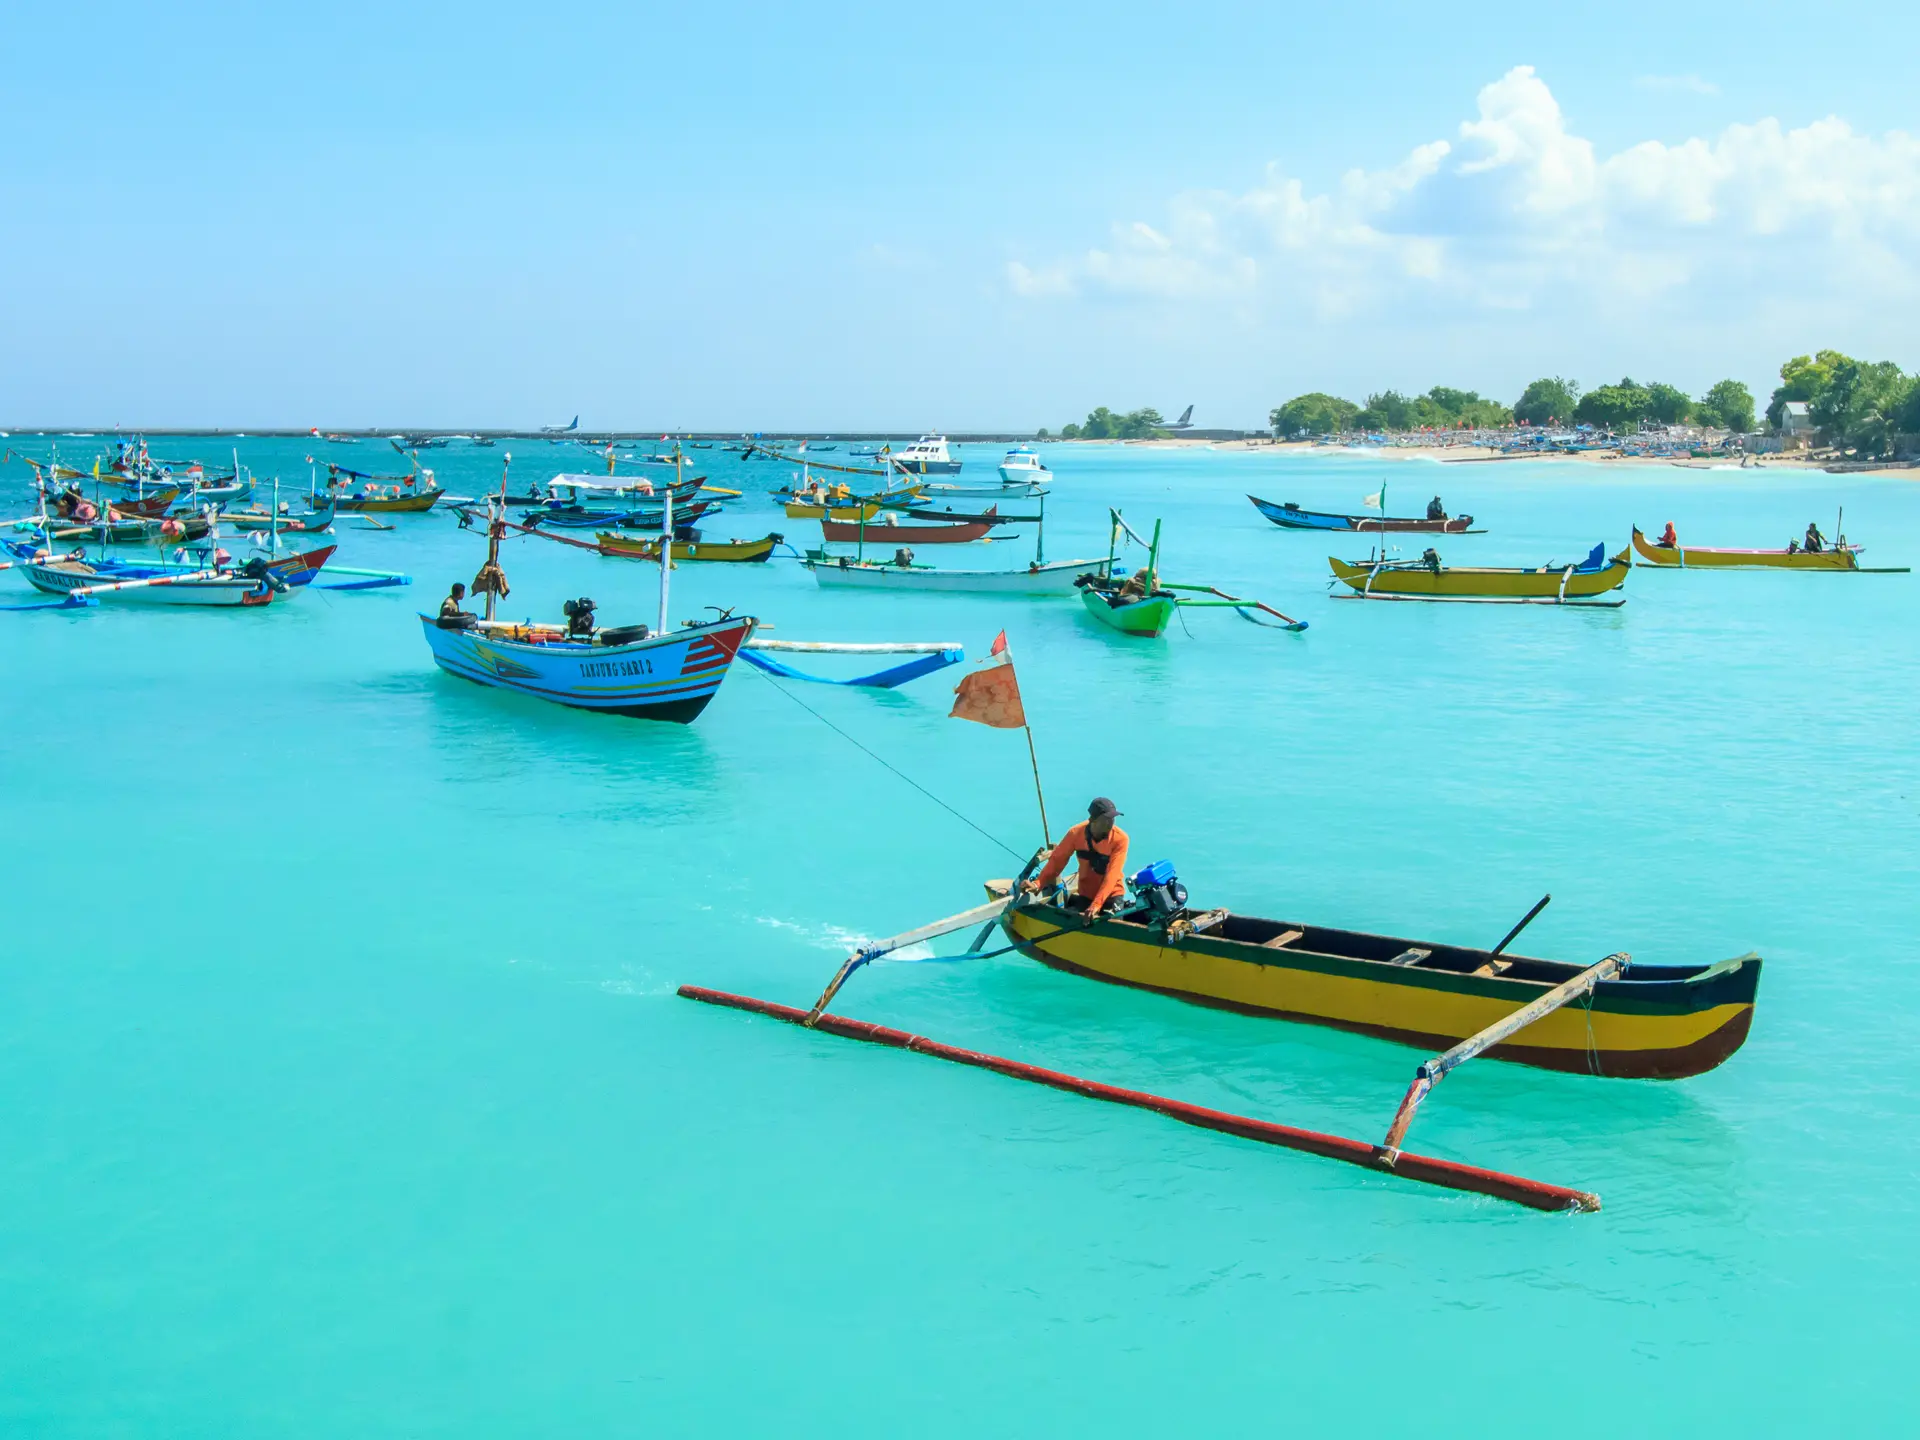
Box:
[1130,860,1187,918]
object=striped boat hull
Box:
[418,614,756,722]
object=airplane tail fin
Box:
[1175,405,1193,425]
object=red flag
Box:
[950,649,1026,729]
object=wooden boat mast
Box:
[659,449,678,633]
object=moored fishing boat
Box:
[1329,545,1629,603]
[917,479,1048,500]
[986,881,1759,1079]
[422,459,756,722]
[18,556,285,607]
[421,611,756,719]
[15,543,340,596]
[331,487,443,513]
[594,531,781,563]
[819,515,1003,544]
[901,503,1038,525]
[805,553,1103,593]
[1251,494,1478,533]
[527,499,718,530]
[1078,574,1177,635]
[1629,525,1903,571]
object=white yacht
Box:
[997,447,1052,485]
[890,434,962,475]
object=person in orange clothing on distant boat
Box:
[1023,798,1130,916]
[1657,521,1678,548]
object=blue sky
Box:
[4,1,1917,429]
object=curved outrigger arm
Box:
[1376,951,1631,1166]
[803,894,1027,1027]
[803,848,1053,1027]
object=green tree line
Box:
[1765,350,1920,457]
[1053,406,1167,440]
[1272,376,1758,437]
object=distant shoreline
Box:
[5,427,1913,479]
[1100,435,1920,480]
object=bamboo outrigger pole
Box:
[803,895,1024,1025]
[684,984,1602,1212]
[1377,951,1630,1165]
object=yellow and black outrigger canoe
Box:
[1630,525,1907,572]
[985,883,1759,1079]
[1329,548,1631,603]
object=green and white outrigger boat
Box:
[1077,511,1307,637]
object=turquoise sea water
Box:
[3,439,1916,1434]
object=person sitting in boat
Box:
[1803,522,1826,553]
[891,547,915,568]
[1426,496,1447,521]
[1421,547,1442,574]
[1657,521,1678,548]
[438,582,476,627]
[1022,798,1130,917]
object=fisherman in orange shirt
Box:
[1022,797,1130,916]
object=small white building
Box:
[1780,401,1814,437]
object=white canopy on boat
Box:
[548,473,656,494]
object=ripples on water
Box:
[0,440,1914,1432]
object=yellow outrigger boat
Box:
[595,531,781,563]
[779,481,922,520]
[1329,546,1630,603]
[1629,526,1904,571]
[986,883,1758,1080]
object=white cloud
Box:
[1007,66,1920,327]
[1634,73,1720,96]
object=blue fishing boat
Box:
[421,613,757,721]
[1248,494,1477,533]
[423,487,755,723]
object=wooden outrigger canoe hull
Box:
[1631,526,1862,570]
[330,488,444,513]
[993,894,1758,1080]
[1079,586,1177,635]
[806,555,1105,593]
[1250,495,1477,532]
[419,613,757,721]
[784,499,887,520]
[594,532,780,562]
[1329,550,1629,600]
[819,517,1002,544]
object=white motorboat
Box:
[997,447,1052,486]
[889,434,962,475]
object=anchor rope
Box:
[745,662,1026,862]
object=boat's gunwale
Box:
[1003,897,1759,1013]
[1630,525,1861,569]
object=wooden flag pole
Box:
[1025,723,1051,848]
[1001,632,1050,847]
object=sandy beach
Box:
[1106,435,1920,480]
